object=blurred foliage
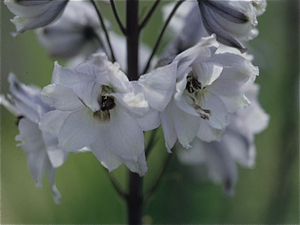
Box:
[1,0,299,224]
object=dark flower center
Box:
[100,96,116,111]
[83,26,97,40]
[185,73,211,120]
[186,73,202,93]
[93,96,116,123]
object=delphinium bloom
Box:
[36,0,104,59]
[177,83,269,195]
[40,53,176,176]
[4,0,69,35]
[0,73,68,204]
[160,35,258,151]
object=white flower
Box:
[40,53,175,176]
[36,1,103,59]
[177,83,269,195]
[5,0,68,35]
[1,73,68,204]
[160,35,258,151]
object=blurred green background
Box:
[1,0,299,224]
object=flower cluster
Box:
[2,0,268,203]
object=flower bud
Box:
[198,0,266,52]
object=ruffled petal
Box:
[111,92,149,118]
[173,35,219,78]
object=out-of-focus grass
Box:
[1,1,299,224]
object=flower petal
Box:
[72,80,101,112]
[42,132,68,168]
[41,84,83,111]
[202,140,237,196]
[104,103,144,161]
[160,99,177,152]
[51,62,95,86]
[137,109,160,131]
[173,35,219,78]
[16,118,47,187]
[192,61,223,87]
[197,120,224,142]
[174,105,200,149]
[201,92,230,130]
[111,92,149,118]
[8,73,49,122]
[123,152,148,176]
[222,128,256,168]
[90,131,148,176]
[39,110,70,136]
[90,134,123,172]
[137,62,177,111]
[58,108,101,151]
[47,165,62,205]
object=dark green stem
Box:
[126,1,143,224]
[127,172,143,225]
[110,0,127,35]
[90,0,116,62]
[139,0,161,31]
[126,0,140,80]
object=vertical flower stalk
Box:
[126,1,143,224]
[126,0,140,81]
